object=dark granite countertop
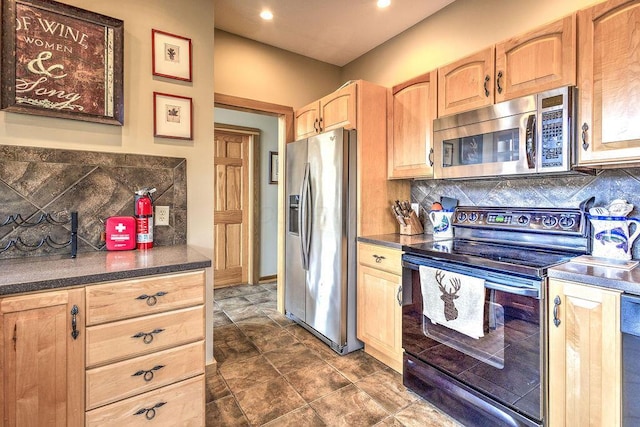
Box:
[549,259,640,294]
[358,233,435,250]
[0,245,211,296]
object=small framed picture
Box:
[269,151,279,184]
[443,142,454,167]
[152,29,192,81]
[153,92,193,140]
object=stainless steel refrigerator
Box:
[285,128,362,355]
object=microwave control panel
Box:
[539,90,570,170]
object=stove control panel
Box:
[453,207,584,234]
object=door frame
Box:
[214,93,294,313]
[213,124,260,287]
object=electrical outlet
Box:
[155,206,170,226]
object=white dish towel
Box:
[419,265,486,339]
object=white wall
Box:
[0,0,216,362]
[214,108,279,278]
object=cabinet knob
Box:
[132,328,165,344]
[136,291,168,306]
[372,254,385,263]
[132,364,165,382]
[134,402,166,420]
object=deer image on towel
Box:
[436,270,461,321]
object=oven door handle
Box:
[484,281,539,298]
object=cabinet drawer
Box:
[86,341,204,410]
[85,375,204,427]
[86,305,204,367]
[86,270,205,326]
[358,243,402,275]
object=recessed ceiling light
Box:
[377,0,391,8]
[260,10,273,20]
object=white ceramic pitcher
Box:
[429,210,454,240]
[589,215,640,260]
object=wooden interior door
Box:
[214,129,250,287]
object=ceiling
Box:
[214,0,456,67]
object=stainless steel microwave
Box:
[433,86,576,179]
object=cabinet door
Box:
[357,264,402,372]
[548,279,620,427]
[388,71,437,179]
[495,15,576,102]
[294,100,320,139]
[438,47,495,117]
[0,289,84,427]
[319,82,356,132]
[577,0,640,166]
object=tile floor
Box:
[206,282,462,426]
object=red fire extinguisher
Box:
[135,187,156,250]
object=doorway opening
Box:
[213,93,294,312]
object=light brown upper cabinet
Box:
[438,16,576,117]
[577,0,640,167]
[438,47,495,117]
[388,70,438,179]
[495,14,576,102]
[294,82,357,140]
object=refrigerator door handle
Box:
[299,163,311,270]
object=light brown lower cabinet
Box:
[548,278,621,426]
[0,288,85,427]
[357,242,403,372]
[0,269,206,427]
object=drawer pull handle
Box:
[132,328,165,344]
[70,305,79,340]
[132,364,165,382]
[396,285,402,307]
[136,291,168,306]
[134,401,166,420]
[372,254,385,263]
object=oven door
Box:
[402,255,544,425]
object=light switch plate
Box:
[155,206,170,226]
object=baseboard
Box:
[259,275,277,284]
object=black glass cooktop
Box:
[403,238,579,278]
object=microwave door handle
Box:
[525,114,536,169]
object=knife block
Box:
[400,224,423,235]
[399,211,424,235]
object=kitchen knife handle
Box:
[553,295,561,327]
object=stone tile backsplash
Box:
[0,145,187,259]
[411,168,640,258]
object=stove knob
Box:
[469,212,479,222]
[542,216,558,228]
[517,215,530,225]
[457,212,467,222]
[559,216,576,229]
